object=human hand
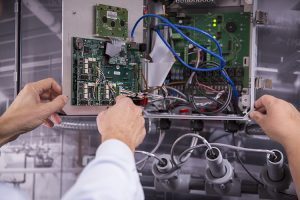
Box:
[97,96,146,152]
[250,95,300,147]
[0,78,68,145]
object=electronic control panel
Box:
[62,0,257,120]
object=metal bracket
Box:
[254,10,268,25]
[255,77,272,89]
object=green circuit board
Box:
[72,37,142,106]
[167,11,251,92]
[95,4,128,38]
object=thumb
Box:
[249,111,266,125]
[44,95,68,114]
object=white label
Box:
[114,71,121,75]
[107,11,118,20]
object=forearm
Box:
[63,139,144,200]
[284,136,300,197]
[0,110,37,146]
[0,115,17,146]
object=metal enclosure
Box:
[61,0,257,121]
[0,0,299,199]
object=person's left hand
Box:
[0,78,68,145]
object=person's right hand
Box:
[250,95,300,147]
[96,96,146,152]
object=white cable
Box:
[210,143,276,156]
[149,96,189,104]
[135,151,165,164]
[164,86,188,100]
[178,143,276,162]
[170,133,213,166]
[135,130,166,166]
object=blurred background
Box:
[0,0,299,199]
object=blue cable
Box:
[131,14,225,69]
[155,29,239,97]
[131,14,239,97]
[163,24,239,97]
[155,29,222,72]
[156,23,239,97]
[157,23,225,67]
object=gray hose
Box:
[54,119,98,130]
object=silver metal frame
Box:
[144,1,257,121]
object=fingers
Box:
[137,126,146,146]
[254,95,277,111]
[43,113,62,128]
[43,119,55,128]
[44,95,68,115]
[136,116,146,146]
[40,90,60,101]
[31,78,62,95]
[116,96,142,114]
[97,111,106,134]
[135,106,143,116]
[115,95,127,103]
[115,95,134,106]
[255,106,267,114]
[249,111,266,125]
[50,113,62,124]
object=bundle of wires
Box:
[170,133,276,168]
[186,60,233,114]
[131,13,239,98]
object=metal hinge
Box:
[255,11,268,25]
[255,77,272,89]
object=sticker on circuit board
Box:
[107,11,118,20]
[114,71,121,75]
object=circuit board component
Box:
[72,37,142,106]
[95,4,128,38]
[167,11,251,94]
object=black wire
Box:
[278,192,298,199]
[188,79,232,115]
[232,133,264,185]
[186,61,233,115]
[232,134,298,199]
[209,133,232,143]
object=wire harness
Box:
[131,14,239,97]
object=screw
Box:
[220,184,226,190]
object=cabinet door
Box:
[256,0,300,107]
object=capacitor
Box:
[83,83,88,99]
[84,64,89,74]
[105,84,110,99]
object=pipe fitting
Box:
[205,147,226,178]
[260,150,291,191]
[152,155,191,193]
[267,150,284,181]
[205,147,234,185]
[152,155,177,180]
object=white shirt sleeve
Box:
[62,139,144,200]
